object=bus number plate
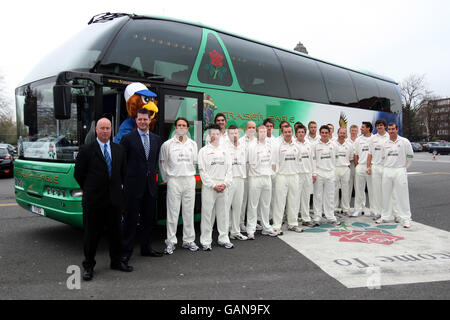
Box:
[31,205,45,216]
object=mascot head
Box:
[124,82,159,132]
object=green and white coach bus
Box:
[14,13,402,227]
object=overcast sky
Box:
[1,0,449,113]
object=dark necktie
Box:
[104,143,112,178]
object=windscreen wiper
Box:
[88,12,129,24]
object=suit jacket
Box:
[121,130,162,198]
[74,141,126,208]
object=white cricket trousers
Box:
[240,178,248,225]
[381,167,412,222]
[165,176,196,246]
[349,162,355,205]
[272,174,300,230]
[227,177,245,236]
[334,166,351,212]
[354,164,373,212]
[371,164,384,215]
[200,180,230,246]
[313,170,336,222]
[298,173,313,222]
[247,175,272,234]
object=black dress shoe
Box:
[141,249,164,257]
[110,261,133,272]
[83,267,94,281]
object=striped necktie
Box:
[143,133,150,159]
[104,143,112,178]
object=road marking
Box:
[0,203,18,207]
[279,216,450,288]
[414,159,450,164]
[408,172,450,177]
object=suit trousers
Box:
[82,203,123,269]
[123,182,156,257]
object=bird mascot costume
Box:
[114,82,159,143]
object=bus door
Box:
[158,88,204,149]
[156,88,204,223]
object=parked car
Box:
[411,142,423,152]
[0,143,17,156]
[0,147,14,177]
[424,142,440,152]
[429,143,450,155]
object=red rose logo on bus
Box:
[330,230,404,245]
[205,50,227,80]
[209,50,223,67]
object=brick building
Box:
[418,98,450,140]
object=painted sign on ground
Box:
[280,216,450,288]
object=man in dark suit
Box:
[74,117,133,281]
[121,108,164,261]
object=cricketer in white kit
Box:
[333,127,354,215]
[159,118,199,255]
[352,122,374,217]
[272,125,303,234]
[225,125,248,241]
[367,119,389,218]
[295,125,315,227]
[376,123,414,228]
[198,125,233,250]
[247,125,277,239]
[312,125,340,226]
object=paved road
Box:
[0,152,449,300]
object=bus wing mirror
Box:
[53,85,72,119]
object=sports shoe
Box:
[350,210,362,217]
[372,214,381,221]
[367,211,378,217]
[202,244,212,251]
[261,230,278,237]
[164,244,175,255]
[240,224,247,233]
[403,220,411,228]
[330,220,341,226]
[218,242,234,249]
[247,233,255,240]
[288,225,304,233]
[230,233,248,241]
[394,216,402,223]
[273,228,284,236]
[182,242,199,252]
[302,221,315,227]
[375,218,394,224]
[255,223,263,231]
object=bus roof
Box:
[98,12,398,85]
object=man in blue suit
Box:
[121,108,163,261]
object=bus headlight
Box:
[70,190,83,198]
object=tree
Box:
[0,70,16,144]
[400,74,431,140]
